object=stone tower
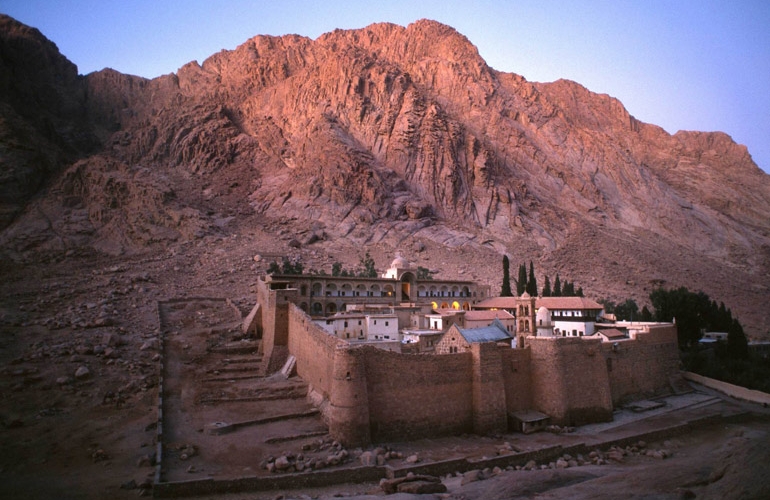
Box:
[515,292,537,348]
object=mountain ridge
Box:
[1,15,768,335]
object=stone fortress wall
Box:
[257,280,680,446]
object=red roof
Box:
[536,297,603,310]
[464,309,514,321]
[598,328,627,339]
[473,297,519,309]
[474,296,602,311]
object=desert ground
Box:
[2,236,770,500]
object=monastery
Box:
[247,255,682,446]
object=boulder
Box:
[74,366,90,379]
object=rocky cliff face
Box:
[1,16,769,334]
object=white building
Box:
[425,309,464,331]
[316,311,399,342]
[534,297,604,337]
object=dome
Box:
[520,291,531,299]
[536,306,550,324]
[390,255,409,269]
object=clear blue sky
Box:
[2,0,768,174]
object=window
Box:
[358,320,362,325]
[344,321,348,328]
[385,321,389,326]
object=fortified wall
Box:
[255,280,680,446]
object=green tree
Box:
[267,261,282,275]
[501,256,513,297]
[542,275,552,297]
[562,280,575,297]
[615,299,640,321]
[649,287,711,348]
[417,266,434,280]
[517,263,528,296]
[331,262,342,277]
[599,299,616,314]
[553,274,562,297]
[358,251,377,277]
[640,306,653,321]
[526,261,538,296]
[280,258,303,274]
[727,319,749,360]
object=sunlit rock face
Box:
[1,15,769,334]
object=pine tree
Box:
[542,275,552,297]
[553,274,562,296]
[501,255,513,297]
[526,261,538,296]
[517,263,528,296]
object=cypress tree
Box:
[553,274,562,296]
[501,255,513,297]
[526,261,538,296]
[517,263,528,295]
[542,275,552,297]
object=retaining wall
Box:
[683,371,770,405]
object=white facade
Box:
[425,311,463,332]
[553,318,596,337]
[315,312,398,341]
[365,315,398,341]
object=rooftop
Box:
[596,328,627,340]
[474,295,604,311]
[464,309,514,321]
[457,319,512,344]
[537,297,603,310]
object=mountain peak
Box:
[1,15,769,335]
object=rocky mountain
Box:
[1,15,769,335]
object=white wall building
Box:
[316,312,399,342]
[534,297,604,338]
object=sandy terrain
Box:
[2,247,770,500]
